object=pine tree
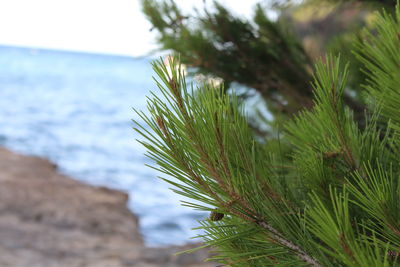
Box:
[142,0,315,120]
[141,0,394,128]
[134,3,400,266]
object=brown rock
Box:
[0,148,214,267]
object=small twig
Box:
[257,220,321,267]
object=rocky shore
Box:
[0,148,214,267]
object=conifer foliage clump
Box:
[134,4,400,266]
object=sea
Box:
[0,45,208,246]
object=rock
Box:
[0,148,214,267]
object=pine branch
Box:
[135,4,400,265]
[256,220,321,266]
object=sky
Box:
[0,0,267,57]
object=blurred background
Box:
[0,0,395,251]
[0,0,266,247]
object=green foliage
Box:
[141,0,392,131]
[355,6,400,126]
[142,0,314,119]
[135,3,400,266]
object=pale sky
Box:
[0,0,266,57]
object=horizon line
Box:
[0,43,166,60]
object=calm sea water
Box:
[0,45,207,246]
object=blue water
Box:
[0,45,207,246]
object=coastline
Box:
[0,147,213,267]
